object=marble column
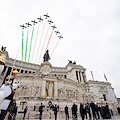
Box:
[3,66,8,78]
[41,80,46,97]
[54,82,58,98]
[78,71,81,82]
[80,72,84,83]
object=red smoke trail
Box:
[44,31,53,54]
[41,31,53,63]
[50,40,59,58]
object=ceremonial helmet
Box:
[0,50,5,65]
[12,67,18,75]
[0,56,5,65]
[12,70,18,75]
[0,50,2,53]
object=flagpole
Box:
[90,71,94,81]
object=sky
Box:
[0,0,120,97]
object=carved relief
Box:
[16,84,41,97]
[32,86,41,97]
[58,87,79,100]
[82,94,94,102]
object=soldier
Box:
[0,68,19,120]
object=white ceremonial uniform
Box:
[0,84,11,110]
[0,65,4,75]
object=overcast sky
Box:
[0,0,120,97]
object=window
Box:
[76,71,79,81]
[103,94,107,101]
[64,75,67,78]
[21,70,24,73]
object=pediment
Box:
[65,63,85,72]
[43,74,57,81]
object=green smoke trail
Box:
[25,29,29,62]
[21,29,24,61]
[28,26,34,62]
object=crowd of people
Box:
[35,101,119,120]
[79,102,112,120]
[37,102,59,120]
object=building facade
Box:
[0,51,118,111]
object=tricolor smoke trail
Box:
[31,24,40,63]
[25,29,29,62]
[21,29,24,61]
[36,21,46,63]
[28,26,34,62]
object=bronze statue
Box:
[68,60,76,64]
[68,60,72,64]
[1,46,6,51]
[73,61,76,64]
[43,50,50,62]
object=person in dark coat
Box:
[71,106,74,118]
[110,109,114,118]
[94,103,100,119]
[117,106,120,115]
[100,105,106,119]
[72,103,78,119]
[39,103,45,120]
[84,104,88,119]
[105,103,111,119]
[90,101,96,120]
[54,104,58,120]
[34,105,36,111]
[86,102,91,120]
[23,106,28,120]
[80,103,85,120]
[13,106,18,120]
[64,105,69,120]
[8,99,17,120]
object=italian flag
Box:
[83,71,86,78]
[104,73,107,81]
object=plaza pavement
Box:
[23,115,120,120]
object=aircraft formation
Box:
[20,13,63,64]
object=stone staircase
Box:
[4,105,80,120]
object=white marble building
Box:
[0,51,118,111]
